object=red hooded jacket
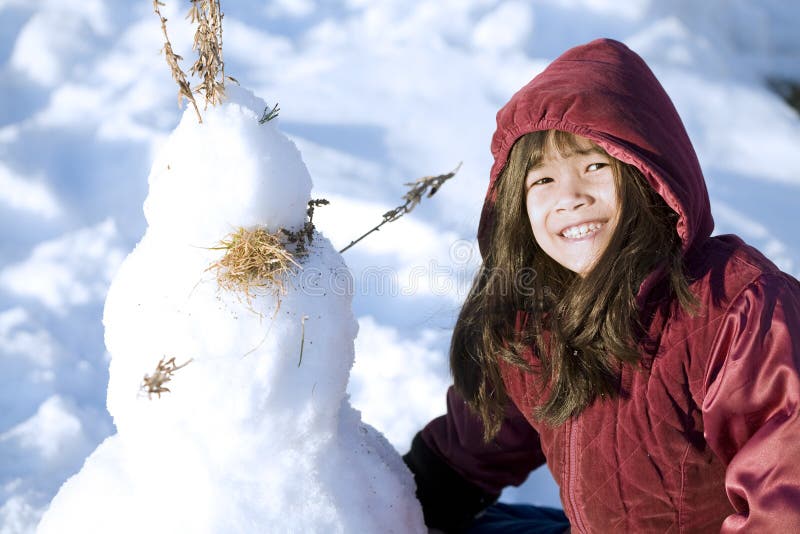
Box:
[414,39,800,532]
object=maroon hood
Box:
[477,38,714,258]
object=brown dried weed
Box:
[141,356,193,399]
[208,226,300,301]
[154,0,234,122]
[153,0,202,123]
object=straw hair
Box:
[209,226,300,299]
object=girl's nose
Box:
[555,174,591,212]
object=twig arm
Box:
[338,163,462,254]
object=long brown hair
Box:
[451,130,696,439]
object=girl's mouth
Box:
[560,222,605,239]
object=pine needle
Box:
[259,103,280,124]
[298,315,309,367]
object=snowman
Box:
[37,85,425,534]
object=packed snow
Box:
[1,1,800,532]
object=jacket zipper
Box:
[566,417,588,533]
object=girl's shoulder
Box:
[685,234,799,313]
[653,235,799,399]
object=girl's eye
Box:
[586,162,607,172]
[529,176,553,187]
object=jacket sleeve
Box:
[403,385,546,531]
[702,274,800,532]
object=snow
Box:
[7,0,112,88]
[1,1,799,532]
[0,164,61,219]
[0,220,124,314]
[2,396,87,463]
[350,316,450,452]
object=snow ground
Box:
[1,0,799,531]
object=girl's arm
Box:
[703,273,800,532]
[403,385,545,531]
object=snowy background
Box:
[1,0,799,531]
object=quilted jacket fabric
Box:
[416,39,800,532]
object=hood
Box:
[477,38,713,259]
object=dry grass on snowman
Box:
[208,226,301,299]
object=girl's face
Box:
[524,135,620,276]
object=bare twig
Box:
[282,199,329,257]
[339,163,462,253]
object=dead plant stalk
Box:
[339,163,462,253]
[187,0,227,108]
[142,356,193,399]
[153,0,202,123]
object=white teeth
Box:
[561,222,604,238]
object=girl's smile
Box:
[559,220,606,239]
[524,135,620,276]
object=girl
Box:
[403,38,800,533]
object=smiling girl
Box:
[403,39,800,533]
[524,134,620,276]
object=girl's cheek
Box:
[530,200,547,219]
